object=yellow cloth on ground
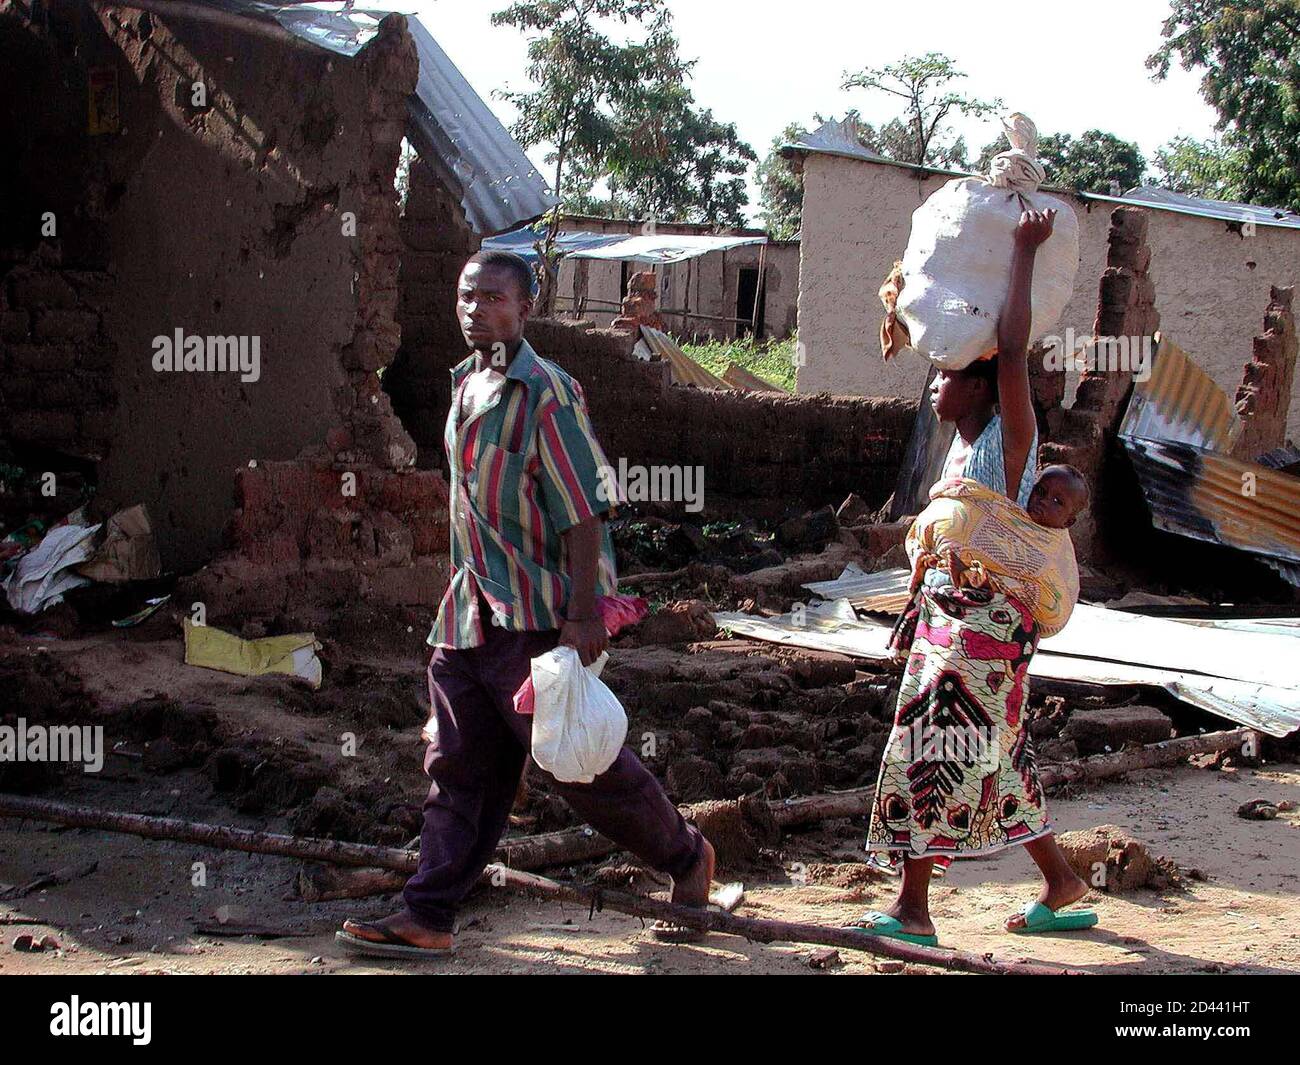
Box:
[183,619,322,689]
[907,477,1079,638]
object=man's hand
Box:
[1014,208,1056,251]
[559,616,608,667]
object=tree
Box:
[1151,134,1247,199]
[1148,0,1300,210]
[493,0,688,307]
[601,86,757,227]
[974,129,1146,194]
[757,122,814,239]
[841,52,1000,167]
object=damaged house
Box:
[0,1,913,623]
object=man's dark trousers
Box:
[402,621,703,933]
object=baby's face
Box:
[1027,470,1087,529]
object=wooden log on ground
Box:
[490,865,1088,976]
[0,793,1084,974]
[1039,728,1251,789]
[769,728,1253,828]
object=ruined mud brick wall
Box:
[1041,207,1159,562]
[183,459,450,619]
[524,319,916,511]
[1,247,117,459]
[12,3,420,570]
[384,155,481,468]
[1233,286,1296,460]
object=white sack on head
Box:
[891,112,1080,370]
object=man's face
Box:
[1027,470,1087,529]
[457,262,531,353]
[929,368,991,423]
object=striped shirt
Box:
[428,340,622,649]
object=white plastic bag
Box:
[894,113,1080,369]
[530,646,628,784]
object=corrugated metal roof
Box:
[1119,334,1242,451]
[786,118,1300,231]
[1120,186,1300,232]
[191,3,557,236]
[405,18,557,236]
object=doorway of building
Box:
[736,266,766,338]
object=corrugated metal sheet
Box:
[1122,436,1300,569]
[719,590,1300,736]
[638,327,732,390]
[405,18,557,236]
[722,363,784,392]
[1121,186,1300,232]
[192,3,557,236]
[1119,334,1242,450]
[802,564,912,614]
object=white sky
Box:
[405,0,1221,220]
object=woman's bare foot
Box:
[1004,874,1090,932]
[341,912,453,950]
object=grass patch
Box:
[679,334,798,392]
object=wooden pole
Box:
[750,241,768,339]
[0,793,1083,974]
[486,865,1087,975]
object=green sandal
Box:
[1008,900,1098,934]
[842,910,939,947]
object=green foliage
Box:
[974,129,1147,194]
[679,334,799,392]
[494,0,754,227]
[841,52,1001,168]
[1148,0,1300,210]
[1151,133,1248,199]
[756,121,817,239]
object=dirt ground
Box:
[2,621,1299,976]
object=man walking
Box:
[338,251,713,956]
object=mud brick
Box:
[368,560,448,606]
[33,309,100,341]
[8,410,76,443]
[10,343,77,373]
[8,270,77,309]
[0,310,30,341]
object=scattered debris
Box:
[1237,798,1281,820]
[183,619,323,689]
[807,946,841,969]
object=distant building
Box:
[784,118,1300,439]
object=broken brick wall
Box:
[1233,286,1296,461]
[525,319,916,513]
[1,247,117,462]
[384,154,482,468]
[1042,206,1159,564]
[0,9,117,462]
[7,2,421,571]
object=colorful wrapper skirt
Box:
[866,583,1052,868]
